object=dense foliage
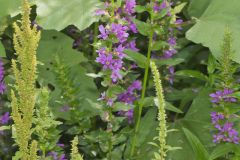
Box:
[0,0,240,160]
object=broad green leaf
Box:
[183,128,210,160]
[129,108,158,159]
[36,0,102,31]
[167,88,213,160]
[37,30,98,114]
[187,0,211,18]
[0,0,21,18]
[124,49,147,68]
[210,143,239,160]
[175,70,208,81]
[186,0,240,63]
[37,30,87,69]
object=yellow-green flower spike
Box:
[11,0,41,159]
[71,136,84,160]
[150,61,167,160]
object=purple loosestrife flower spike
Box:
[124,0,136,15]
[209,88,236,104]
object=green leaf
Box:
[37,30,98,113]
[0,42,6,57]
[152,41,168,51]
[210,143,238,160]
[112,102,133,112]
[173,2,187,14]
[154,98,183,113]
[187,0,211,18]
[186,0,240,63]
[133,19,152,36]
[153,58,184,66]
[124,49,147,68]
[37,30,87,68]
[36,0,102,31]
[166,102,183,114]
[0,0,21,18]
[183,128,210,160]
[175,70,208,81]
[167,88,213,160]
[135,5,148,13]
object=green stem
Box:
[130,14,154,157]
[93,22,98,56]
[107,108,113,160]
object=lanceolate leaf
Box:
[183,128,210,160]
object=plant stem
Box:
[107,108,113,160]
[130,13,154,157]
[93,22,98,56]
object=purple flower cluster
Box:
[211,112,239,144]
[154,1,167,13]
[118,109,134,124]
[163,29,177,59]
[96,0,138,82]
[209,88,237,104]
[117,81,141,123]
[168,66,175,85]
[118,80,142,104]
[0,112,10,124]
[48,152,66,160]
[0,60,6,94]
[98,92,114,107]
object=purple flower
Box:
[115,44,126,59]
[127,80,142,93]
[168,66,175,85]
[107,98,114,106]
[118,109,134,124]
[175,19,183,30]
[118,93,137,104]
[57,143,65,148]
[95,9,106,16]
[118,80,141,104]
[111,70,122,82]
[96,52,114,70]
[60,106,70,112]
[0,82,6,94]
[163,49,177,59]
[48,152,66,160]
[127,18,138,33]
[168,37,176,46]
[111,23,129,43]
[98,25,108,40]
[154,1,167,12]
[126,40,139,52]
[0,112,10,124]
[0,60,5,81]
[124,0,136,15]
[209,88,237,104]
[211,112,239,144]
[211,112,225,125]
[0,60,5,94]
